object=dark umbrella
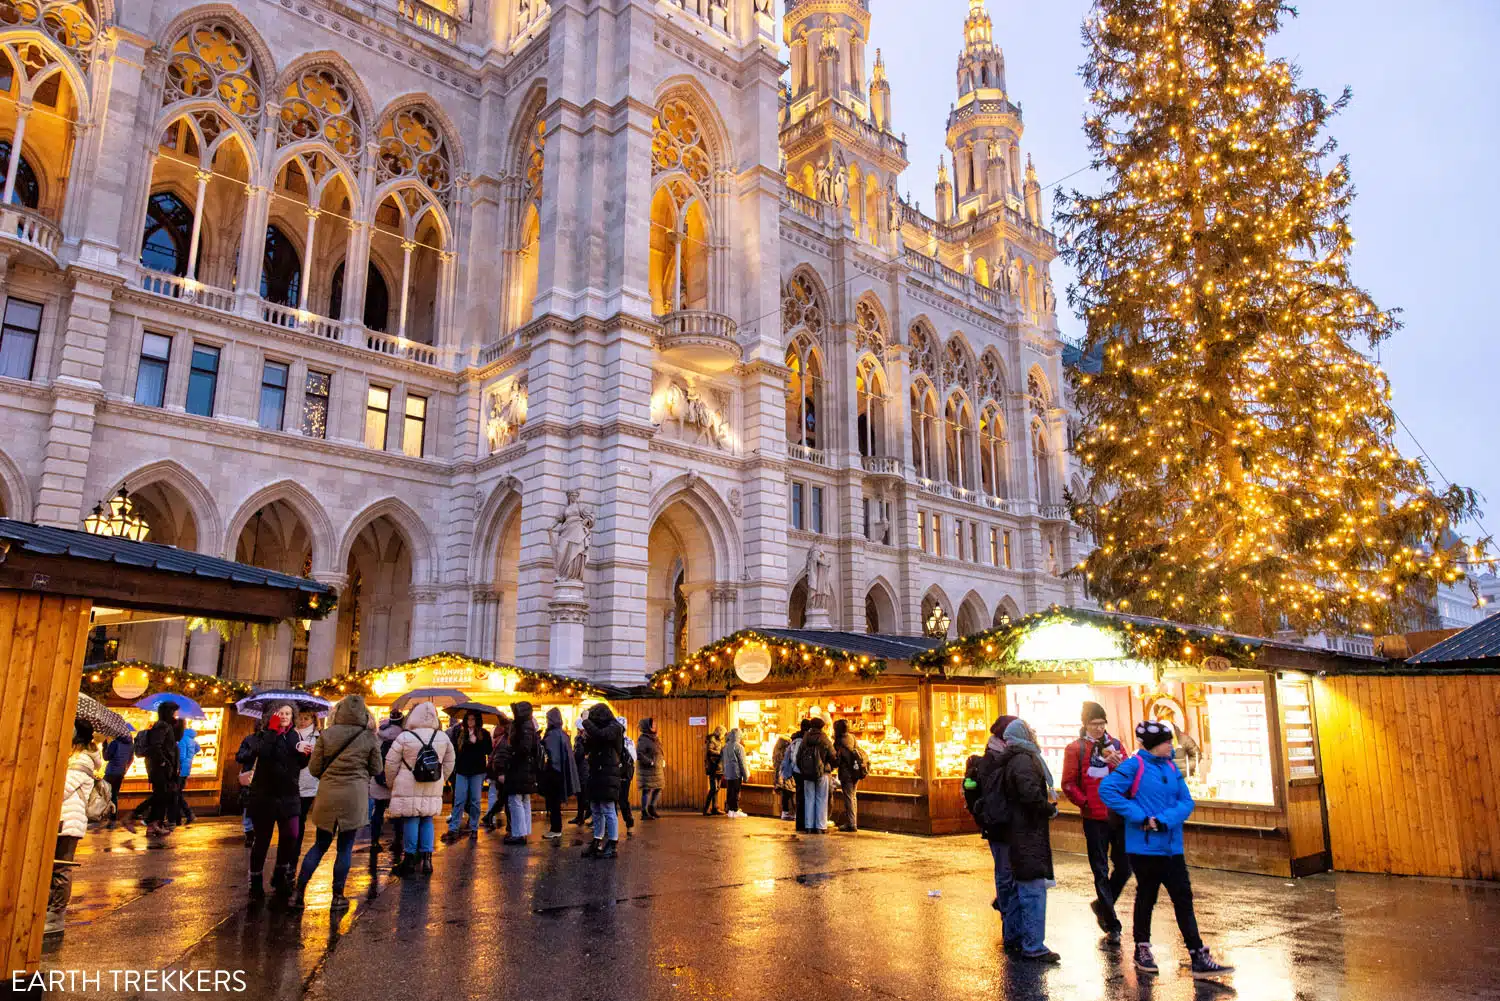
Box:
[76,693,134,739]
[235,690,333,719]
[134,692,207,720]
[392,688,470,711]
[440,702,505,720]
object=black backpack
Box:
[410,733,442,783]
[974,755,1012,832]
[374,736,395,788]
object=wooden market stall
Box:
[919,608,1383,877]
[0,518,336,977]
[77,660,255,817]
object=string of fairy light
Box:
[1055,0,1477,637]
[648,631,883,693]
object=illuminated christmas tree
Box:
[1059,0,1477,636]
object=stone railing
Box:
[394,0,459,40]
[477,331,523,367]
[1038,503,1070,521]
[860,455,901,475]
[138,270,236,313]
[366,329,439,367]
[0,205,62,264]
[782,187,828,225]
[788,443,826,466]
[982,494,1017,514]
[782,100,906,160]
[916,477,950,498]
[657,309,741,373]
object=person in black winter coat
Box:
[123,702,181,836]
[569,725,592,826]
[504,702,540,844]
[580,703,625,858]
[796,717,835,833]
[701,726,725,815]
[236,701,312,902]
[444,710,493,843]
[832,718,868,833]
[997,718,1058,962]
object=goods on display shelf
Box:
[1278,682,1319,780]
[1006,683,1099,783]
[932,685,998,777]
[733,694,921,777]
[1192,684,1274,805]
[117,706,224,782]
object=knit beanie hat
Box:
[73,719,94,746]
[990,713,1019,739]
[1081,701,1107,725]
[1136,719,1173,750]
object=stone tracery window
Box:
[980,349,1006,403]
[944,337,975,392]
[785,333,821,451]
[857,356,886,458]
[376,105,454,207]
[278,67,363,163]
[1028,371,1051,419]
[908,322,938,382]
[782,273,825,344]
[512,104,544,328]
[651,98,710,184]
[855,298,885,355]
[0,0,100,69]
[980,403,1007,498]
[163,20,262,132]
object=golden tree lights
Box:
[1057,0,1481,637]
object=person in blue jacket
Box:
[1098,720,1234,980]
[172,724,201,827]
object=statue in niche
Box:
[549,490,594,582]
[868,491,891,546]
[1008,260,1021,297]
[1042,276,1056,314]
[802,544,834,611]
[486,378,528,452]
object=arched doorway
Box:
[864,582,897,635]
[227,500,316,683]
[340,515,414,673]
[957,592,988,637]
[788,578,809,629]
[646,497,725,674]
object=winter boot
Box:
[392,853,417,879]
[1189,947,1234,979]
[419,852,434,876]
[600,839,618,859]
[288,878,307,911]
[248,871,265,901]
[330,894,350,913]
[272,864,295,901]
[43,910,64,936]
[582,838,603,858]
[1133,944,1158,976]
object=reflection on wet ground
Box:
[33,815,1500,1000]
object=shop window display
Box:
[932,685,997,777]
[734,694,920,777]
[118,706,224,781]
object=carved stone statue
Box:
[802,544,833,610]
[549,489,594,581]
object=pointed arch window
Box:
[945,394,975,490]
[910,385,939,480]
[140,191,195,275]
[980,404,1008,498]
[0,139,38,209]
[260,224,301,307]
[1032,422,1053,503]
[329,261,390,332]
[857,357,886,458]
[785,334,821,451]
[651,98,717,316]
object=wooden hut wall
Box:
[1314,674,1500,880]
[612,696,729,810]
[0,592,92,977]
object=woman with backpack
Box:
[1098,720,1234,979]
[636,718,665,820]
[701,726,725,815]
[238,701,312,902]
[368,710,404,859]
[796,717,835,834]
[581,703,625,858]
[383,701,456,877]
[292,695,382,912]
[46,720,102,936]
[539,707,580,839]
[720,728,748,818]
[503,701,540,845]
[832,718,868,832]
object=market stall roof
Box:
[298,651,609,702]
[0,519,335,623]
[1402,614,1500,672]
[756,630,943,663]
[647,629,941,693]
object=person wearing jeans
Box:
[446,711,493,841]
[1062,702,1130,939]
[382,701,456,878]
[292,694,382,912]
[797,717,835,833]
[581,703,626,858]
[720,728,748,817]
[1098,720,1235,979]
[997,719,1060,963]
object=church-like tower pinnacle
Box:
[958,0,1006,99]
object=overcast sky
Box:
[844,0,1498,538]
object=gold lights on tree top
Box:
[648,630,884,693]
[1056,0,1481,638]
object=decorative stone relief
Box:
[486,375,528,452]
[652,373,732,450]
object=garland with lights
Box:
[913,608,1261,676]
[80,661,254,704]
[297,652,606,702]
[1057,0,1481,637]
[648,630,885,693]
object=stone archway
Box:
[646,498,727,673]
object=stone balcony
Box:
[859,454,902,478]
[656,309,741,373]
[0,206,62,269]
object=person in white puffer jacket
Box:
[48,720,102,935]
[383,701,455,879]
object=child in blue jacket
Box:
[1098,720,1234,980]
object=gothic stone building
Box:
[0,0,1083,686]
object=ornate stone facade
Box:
[0,0,1081,685]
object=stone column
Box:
[408,587,440,659]
[185,626,222,677]
[305,571,349,681]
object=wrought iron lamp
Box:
[83,486,151,542]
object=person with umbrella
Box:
[237,700,312,902]
[122,700,181,836]
[291,694,383,912]
[443,708,493,843]
[46,720,102,936]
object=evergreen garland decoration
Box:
[79,661,254,704]
[298,652,606,702]
[913,607,1261,675]
[648,630,885,693]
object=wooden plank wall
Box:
[0,592,91,976]
[612,696,729,810]
[1315,675,1500,880]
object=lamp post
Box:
[82,486,151,542]
[924,604,951,639]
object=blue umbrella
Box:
[133,692,207,720]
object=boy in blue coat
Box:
[1099,720,1234,980]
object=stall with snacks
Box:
[917,608,1370,876]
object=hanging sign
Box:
[112,666,150,700]
[688,716,708,727]
[733,643,773,684]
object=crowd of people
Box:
[49,693,1232,981]
[964,702,1234,979]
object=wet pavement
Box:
[29,814,1500,1000]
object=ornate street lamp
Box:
[83,485,151,542]
[924,604,951,639]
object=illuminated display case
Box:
[733,693,921,777]
[1192,683,1274,805]
[118,707,225,785]
[932,685,998,777]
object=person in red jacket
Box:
[1062,701,1130,942]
